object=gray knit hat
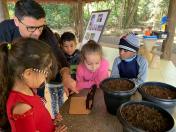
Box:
[119,33,140,52]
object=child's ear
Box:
[22,69,33,79]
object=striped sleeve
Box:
[111,57,121,78]
[134,55,148,86]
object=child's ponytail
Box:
[0,38,58,130]
[0,43,12,130]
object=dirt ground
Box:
[171,51,176,66]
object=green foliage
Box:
[7,0,170,30]
[42,4,72,29]
[84,0,122,27]
[7,3,72,29]
[84,1,114,26]
[7,3,15,18]
[159,0,169,16]
[138,0,151,21]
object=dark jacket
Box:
[0,19,69,82]
[64,49,80,80]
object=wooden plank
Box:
[8,0,105,4]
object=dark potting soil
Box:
[103,80,134,91]
[122,104,170,132]
[143,86,176,99]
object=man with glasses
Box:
[17,16,45,36]
[0,0,78,102]
[111,33,148,86]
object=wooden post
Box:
[0,0,10,22]
[161,0,176,60]
[78,0,83,42]
[73,3,78,40]
[74,0,83,42]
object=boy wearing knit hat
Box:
[111,33,148,86]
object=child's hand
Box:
[54,113,63,124]
[55,125,67,132]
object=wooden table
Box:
[60,88,176,132]
[60,89,124,132]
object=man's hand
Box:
[60,67,79,96]
[62,75,79,96]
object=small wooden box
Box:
[69,96,91,114]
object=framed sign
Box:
[81,10,110,46]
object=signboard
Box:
[81,10,110,46]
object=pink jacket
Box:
[76,58,109,90]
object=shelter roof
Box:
[8,0,105,3]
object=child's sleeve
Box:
[76,65,95,90]
[111,57,121,78]
[12,109,36,132]
[134,56,148,86]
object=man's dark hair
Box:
[15,0,46,20]
[60,32,76,46]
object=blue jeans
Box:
[46,83,64,118]
[37,82,64,118]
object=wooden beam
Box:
[162,0,176,60]
[8,0,104,3]
[73,3,78,39]
[0,0,10,22]
[73,1,84,42]
[77,0,83,42]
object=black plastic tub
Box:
[100,78,136,115]
[117,101,175,132]
[138,82,176,114]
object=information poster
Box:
[81,10,110,46]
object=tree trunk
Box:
[125,0,139,28]
[86,4,90,16]
[162,0,176,60]
[0,0,9,22]
[69,5,75,27]
[123,0,134,28]
[115,0,125,28]
[122,0,127,28]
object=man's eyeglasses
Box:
[17,18,45,32]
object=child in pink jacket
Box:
[76,40,109,90]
